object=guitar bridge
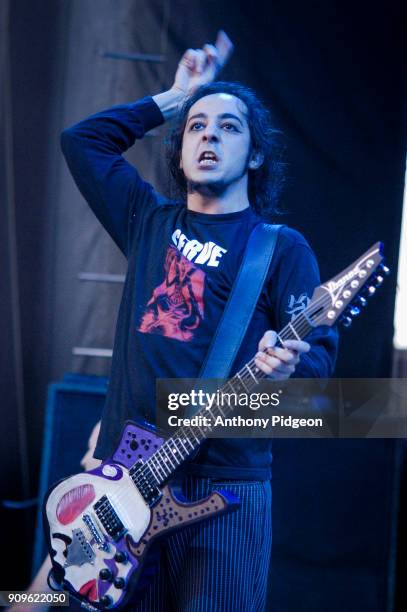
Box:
[64,529,95,567]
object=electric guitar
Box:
[43,242,388,610]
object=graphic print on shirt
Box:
[286,293,310,320]
[138,246,205,342]
[172,228,227,267]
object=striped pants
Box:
[128,475,272,612]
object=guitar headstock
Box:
[307,242,389,328]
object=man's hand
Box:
[172,30,234,96]
[153,32,233,122]
[254,330,311,380]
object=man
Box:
[61,32,337,611]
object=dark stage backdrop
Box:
[2,0,406,607]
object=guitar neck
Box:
[132,307,314,487]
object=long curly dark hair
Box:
[165,81,286,219]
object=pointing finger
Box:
[215,30,234,67]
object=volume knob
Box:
[100,595,113,608]
[114,551,128,563]
[99,568,112,581]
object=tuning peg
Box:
[378,263,390,275]
[349,305,360,317]
[360,283,377,300]
[357,295,367,307]
[340,315,352,328]
[373,274,384,287]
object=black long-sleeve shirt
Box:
[61,96,338,479]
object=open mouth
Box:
[198,151,219,166]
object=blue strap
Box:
[199,223,284,380]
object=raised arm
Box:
[61,31,233,255]
[61,98,165,255]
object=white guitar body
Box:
[45,464,150,607]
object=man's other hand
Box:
[255,330,310,379]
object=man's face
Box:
[180,93,252,193]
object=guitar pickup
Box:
[94,495,126,541]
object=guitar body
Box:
[44,422,239,610]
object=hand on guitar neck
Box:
[255,329,311,379]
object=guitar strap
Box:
[197,222,285,382]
